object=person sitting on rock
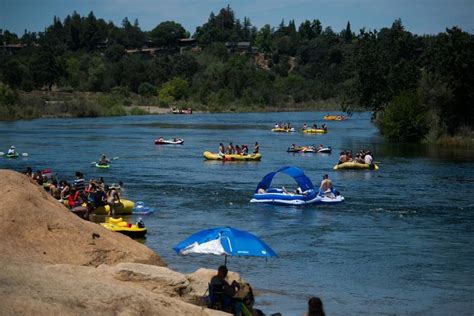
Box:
[209,265,240,312]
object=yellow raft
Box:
[303,129,327,134]
[93,199,134,215]
[271,128,295,133]
[323,115,346,121]
[333,162,379,170]
[100,217,147,238]
[203,151,262,161]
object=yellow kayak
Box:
[94,199,135,215]
[271,128,295,133]
[100,217,147,238]
[203,151,262,161]
[324,115,346,121]
[333,162,379,170]
[303,129,327,134]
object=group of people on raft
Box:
[23,164,123,220]
[256,174,338,200]
[289,144,327,152]
[302,123,327,131]
[273,122,293,129]
[218,142,260,156]
[338,149,374,166]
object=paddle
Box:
[0,151,28,157]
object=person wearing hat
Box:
[7,146,16,155]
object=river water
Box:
[1,112,473,315]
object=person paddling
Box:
[98,154,109,166]
[7,146,16,155]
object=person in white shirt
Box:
[364,151,373,165]
[7,146,16,155]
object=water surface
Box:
[1,112,473,315]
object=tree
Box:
[30,44,66,90]
[379,91,429,142]
[159,77,189,102]
[150,21,187,48]
[255,24,273,53]
[194,5,243,44]
[423,27,474,133]
[138,82,156,96]
[343,21,353,42]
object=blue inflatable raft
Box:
[250,166,344,206]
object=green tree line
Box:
[0,6,473,142]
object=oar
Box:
[0,152,27,157]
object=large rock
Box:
[0,170,164,266]
[0,259,228,316]
[0,170,230,315]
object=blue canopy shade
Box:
[173,227,277,258]
[255,166,315,193]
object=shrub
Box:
[379,91,429,142]
[0,83,17,106]
[138,82,156,97]
[129,107,148,115]
[158,77,189,103]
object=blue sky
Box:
[1,0,473,36]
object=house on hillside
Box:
[3,43,27,55]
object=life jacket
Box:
[67,191,81,208]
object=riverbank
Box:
[0,169,235,315]
[0,89,346,120]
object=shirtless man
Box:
[319,174,334,197]
[227,142,235,154]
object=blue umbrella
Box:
[173,227,277,265]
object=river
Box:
[1,112,473,315]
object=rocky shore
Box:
[0,170,238,315]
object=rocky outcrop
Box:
[0,170,163,266]
[0,170,231,315]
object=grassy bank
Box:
[435,129,474,148]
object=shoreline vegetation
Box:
[1,5,473,146]
[0,88,348,120]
